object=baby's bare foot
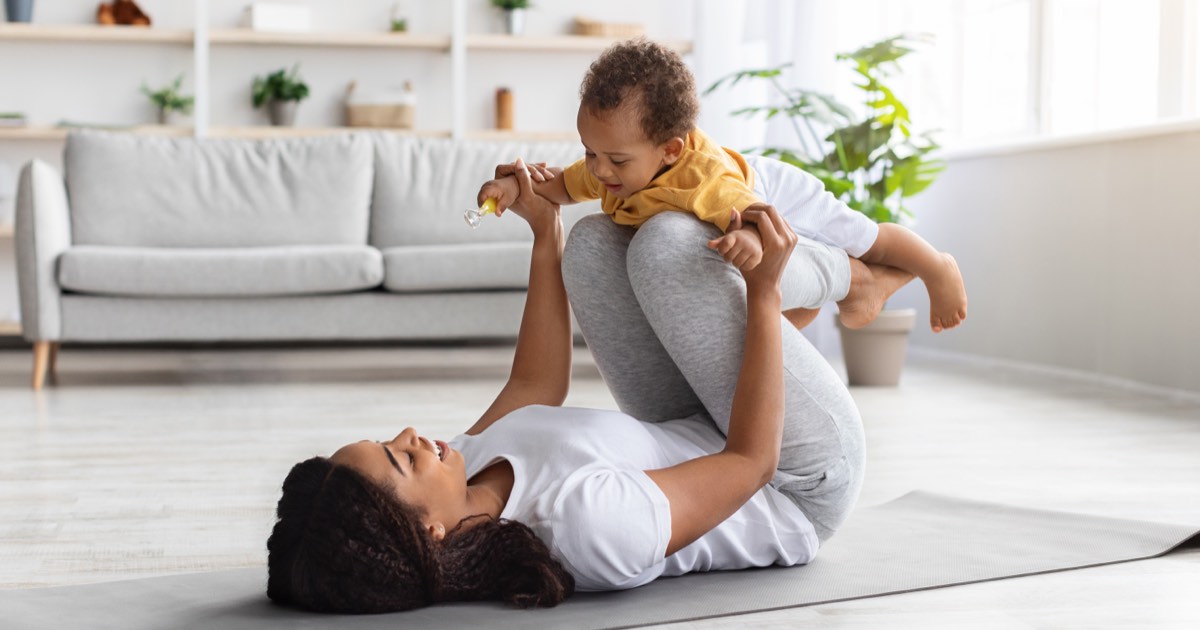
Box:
[837,259,915,329]
[783,307,821,330]
[927,253,967,333]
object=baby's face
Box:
[577,103,682,199]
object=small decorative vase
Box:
[267,99,298,127]
[503,8,525,35]
[5,0,34,22]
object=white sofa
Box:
[15,130,597,389]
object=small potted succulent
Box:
[491,0,531,36]
[141,75,194,126]
[252,65,310,127]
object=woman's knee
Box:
[563,214,628,293]
[627,212,726,287]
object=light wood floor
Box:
[1,344,1197,629]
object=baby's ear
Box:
[661,137,686,165]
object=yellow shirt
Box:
[562,129,759,232]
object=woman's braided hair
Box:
[266,457,575,613]
[580,37,699,145]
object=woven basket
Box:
[573,17,645,38]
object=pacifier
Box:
[464,198,498,228]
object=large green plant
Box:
[706,34,944,223]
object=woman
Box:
[266,160,865,613]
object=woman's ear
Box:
[661,137,685,165]
[427,522,446,542]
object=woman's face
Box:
[330,427,469,535]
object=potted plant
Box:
[252,65,310,127]
[491,0,531,36]
[707,34,945,386]
[141,75,194,126]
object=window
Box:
[809,0,1192,146]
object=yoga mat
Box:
[4,492,1197,630]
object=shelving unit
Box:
[0,320,20,336]
[0,17,692,142]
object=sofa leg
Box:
[32,341,51,391]
[49,342,61,384]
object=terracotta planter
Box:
[836,308,916,386]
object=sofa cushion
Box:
[370,134,601,248]
[65,131,374,247]
[58,245,383,297]
[381,243,532,292]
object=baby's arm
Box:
[477,162,576,215]
[708,204,774,271]
[859,223,967,332]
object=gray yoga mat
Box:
[4,491,1197,630]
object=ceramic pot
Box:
[836,308,916,386]
[267,99,298,127]
[504,8,525,35]
[5,0,34,22]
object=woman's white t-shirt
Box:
[448,405,819,591]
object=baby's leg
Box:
[835,259,916,329]
[860,223,967,333]
[783,257,914,331]
[924,253,967,333]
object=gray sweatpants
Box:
[561,212,865,542]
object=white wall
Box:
[886,125,1200,393]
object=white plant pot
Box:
[503,8,525,35]
[836,308,916,386]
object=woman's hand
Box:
[737,204,797,296]
[504,158,561,234]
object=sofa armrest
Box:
[15,160,73,341]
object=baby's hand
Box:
[477,176,520,216]
[707,209,764,271]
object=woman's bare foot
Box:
[837,259,915,329]
[783,307,821,330]
[927,253,967,333]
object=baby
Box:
[478,38,966,333]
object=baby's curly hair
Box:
[580,38,699,145]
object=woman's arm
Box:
[466,160,572,436]
[644,205,798,555]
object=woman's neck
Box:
[465,460,515,519]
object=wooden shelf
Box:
[0,23,192,44]
[466,129,578,142]
[208,29,450,50]
[0,125,586,142]
[0,320,21,336]
[466,34,692,54]
[0,125,200,141]
[0,224,13,238]
[0,126,67,141]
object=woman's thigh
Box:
[626,212,865,541]
[562,214,705,422]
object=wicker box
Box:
[344,81,415,129]
[573,17,645,38]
